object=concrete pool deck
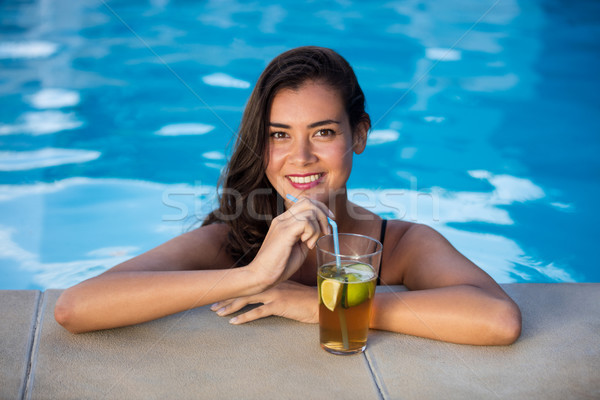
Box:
[1,284,599,399]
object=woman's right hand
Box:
[248,196,333,289]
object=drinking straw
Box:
[287,194,349,350]
[328,219,342,270]
[338,296,349,350]
[286,194,341,270]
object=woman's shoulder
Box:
[187,221,231,239]
[379,220,444,284]
[382,219,416,242]
[384,220,445,251]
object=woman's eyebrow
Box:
[308,119,340,128]
[269,122,290,128]
[269,120,341,129]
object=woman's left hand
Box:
[210,281,319,325]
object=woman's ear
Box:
[353,119,370,155]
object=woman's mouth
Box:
[286,173,325,189]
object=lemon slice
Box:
[320,279,342,312]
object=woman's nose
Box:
[289,138,317,165]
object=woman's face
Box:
[265,80,366,207]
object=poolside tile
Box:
[27,290,380,399]
[0,290,41,400]
[365,283,600,400]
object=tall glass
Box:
[316,233,382,355]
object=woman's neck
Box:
[329,190,380,236]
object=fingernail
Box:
[328,210,335,218]
[217,307,226,316]
[229,317,238,324]
[210,303,219,311]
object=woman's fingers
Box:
[210,299,232,311]
[228,305,270,325]
[297,211,321,247]
[217,282,319,325]
[310,199,335,234]
[270,196,332,249]
[211,297,271,322]
[289,197,332,237]
[211,297,253,316]
[248,197,333,289]
[285,205,328,248]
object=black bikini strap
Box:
[376,219,387,286]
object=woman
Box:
[55,46,521,345]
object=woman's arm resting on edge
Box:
[55,198,331,334]
[54,224,266,333]
[370,223,522,345]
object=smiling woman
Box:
[54,46,521,346]
[265,82,366,210]
[199,46,373,266]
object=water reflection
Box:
[0,148,100,171]
[0,111,83,135]
[26,88,80,109]
[0,41,58,59]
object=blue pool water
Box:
[1,0,599,290]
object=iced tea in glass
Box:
[316,234,382,355]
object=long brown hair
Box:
[203,46,370,266]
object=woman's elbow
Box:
[54,291,86,334]
[491,299,522,345]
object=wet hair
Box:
[202,46,370,265]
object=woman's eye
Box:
[270,131,288,139]
[315,129,335,137]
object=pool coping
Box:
[2,283,599,399]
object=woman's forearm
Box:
[54,267,262,333]
[370,285,521,345]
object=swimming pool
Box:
[1,0,599,290]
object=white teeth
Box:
[289,173,321,184]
